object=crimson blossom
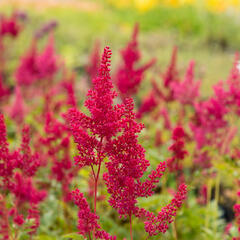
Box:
[66,46,187,239]
[167,126,187,173]
[15,34,58,87]
[114,24,156,99]
[0,13,21,38]
[0,114,46,239]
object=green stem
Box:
[205,178,212,228]
[214,173,220,233]
[129,214,133,240]
[173,219,178,240]
[92,137,103,240]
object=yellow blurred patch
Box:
[134,0,158,11]
[206,0,240,12]
[108,0,240,13]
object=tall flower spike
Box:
[15,41,38,86]
[67,46,187,238]
[163,46,178,88]
[0,14,21,38]
[71,189,100,236]
[72,189,116,240]
[36,34,58,80]
[104,97,187,236]
[9,85,26,125]
[18,125,40,177]
[115,23,156,99]
[0,73,10,101]
[0,114,15,188]
[65,46,125,169]
[161,46,179,101]
[136,90,158,119]
[142,184,187,236]
[167,126,188,173]
[172,60,201,105]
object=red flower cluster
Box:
[0,13,21,38]
[172,60,201,105]
[72,189,116,240]
[66,46,187,239]
[138,184,187,236]
[40,111,76,202]
[136,91,158,119]
[167,126,187,174]
[15,35,58,86]
[0,114,46,238]
[115,24,156,99]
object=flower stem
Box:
[205,178,212,228]
[214,173,220,233]
[93,137,103,240]
[173,220,178,240]
[130,214,133,240]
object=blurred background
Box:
[2,1,240,239]
[1,0,240,94]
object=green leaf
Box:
[62,233,84,240]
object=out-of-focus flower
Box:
[0,73,10,101]
[35,20,58,39]
[9,86,26,125]
[172,60,201,105]
[0,14,21,38]
[115,24,156,99]
[16,35,58,86]
[136,91,158,119]
[167,126,187,173]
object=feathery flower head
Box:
[0,14,21,38]
[72,189,116,239]
[172,60,201,105]
[65,46,125,169]
[136,91,158,119]
[143,183,187,236]
[0,114,16,188]
[18,125,40,177]
[71,189,100,236]
[0,74,10,100]
[16,35,58,86]
[36,34,58,79]
[9,85,26,124]
[167,126,187,173]
[15,41,39,86]
[115,24,155,98]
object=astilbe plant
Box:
[39,111,77,202]
[136,90,159,119]
[114,24,156,100]
[171,60,201,106]
[15,34,58,88]
[167,126,188,184]
[154,46,179,102]
[0,114,46,239]
[0,12,21,39]
[66,46,187,240]
[189,55,240,169]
